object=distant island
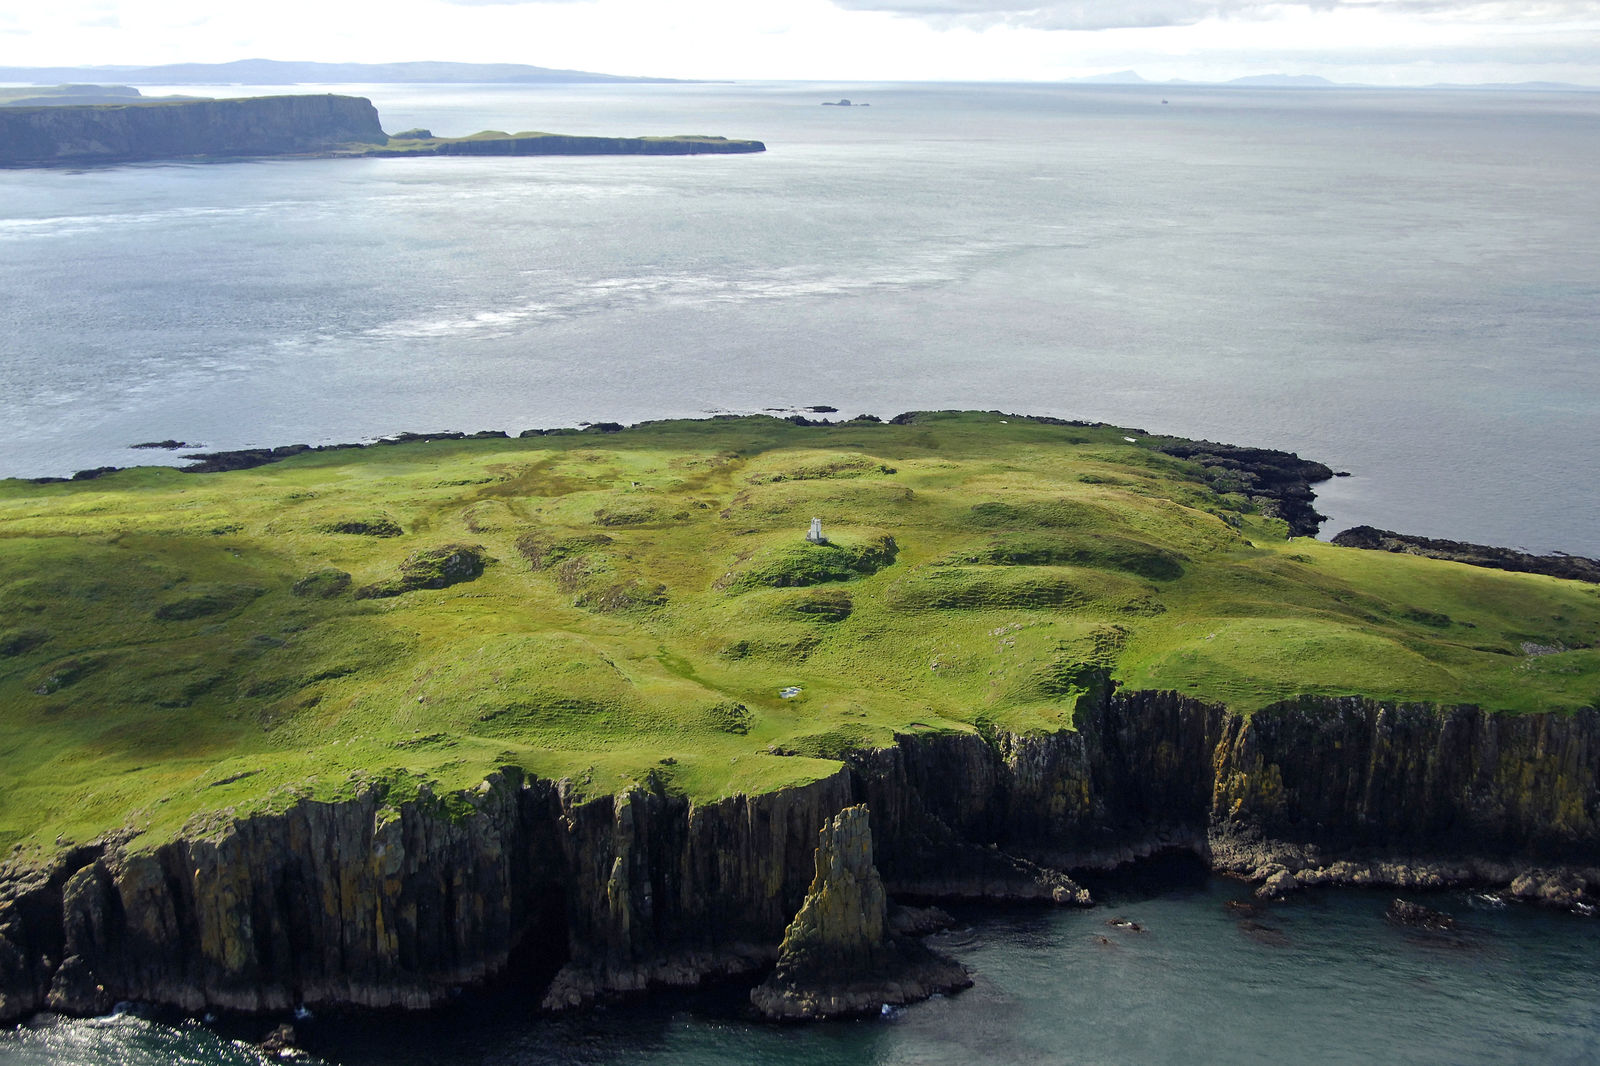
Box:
[0,93,765,167]
[0,84,202,108]
[366,129,766,159]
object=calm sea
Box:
[5,866,1600,1065]
[1,81,1597,1062]
[0,82,1596,552]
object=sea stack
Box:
[751,805,971,1020]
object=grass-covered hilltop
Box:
[4,411,1600,1023]
[3,411,1596,864]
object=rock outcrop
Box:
[1155,440,1334,536]
[882,412,1335,536]
[1386,898,1456,931]
[0,95,387,166]
[1331,525,1600,584]
[538,774,856,1011]
[750,806,969,1020]
[3,689,1598,1023]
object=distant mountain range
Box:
[0,61,1589,91]
[1068,71,1341,87]
[1071,70,1592,90]
[0,59,681,86]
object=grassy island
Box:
[355,130,766,157]
[2,412,1596,863]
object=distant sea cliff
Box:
[0,94,766,167]
[0,94,386,166]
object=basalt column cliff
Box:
[3,689,1596,1022]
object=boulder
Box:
[1386,898,1457,931]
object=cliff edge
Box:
[2,694,1598,1024]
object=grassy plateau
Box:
[2,412,1596,864]
[354,131,766,156]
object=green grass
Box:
[1,412,1596,861]
[352,132,758,155]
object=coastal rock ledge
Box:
[750,806,970,1020]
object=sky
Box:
[1,0,1597,85]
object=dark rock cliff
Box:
[750,806,969,1020]
[1209,698,1600,901]
[0,95,387,166]
[539,770,855,1009]
[3,691,1597,1022]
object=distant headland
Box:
[0,84,197,108]
[0,93,765,167]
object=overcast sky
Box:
[3,0,1596,85]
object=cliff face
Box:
[0,95,387,165]
[541,769,855,1008]
[0,771,566,1019]
[3,692,1597,1022]
[1210,698,1600,882]
[852,690,1225,892]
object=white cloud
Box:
[825,0,1600,30]
[0,0,1594,84]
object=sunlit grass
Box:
[2,412,1595,859]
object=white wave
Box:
[0,202,311,241]
[359,239,1008,342]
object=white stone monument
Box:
[806,517,824,544]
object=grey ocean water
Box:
[5,873,1600,1065]
[1,82,1596,552]
[2,83,1599,1064]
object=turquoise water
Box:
[1,83,1597,553]
[7,868,1599,1065]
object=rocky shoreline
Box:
[1214,830,1600,911]
[3,687,1595,1025]
[1332,525,1600,584]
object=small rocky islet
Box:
[1,410,1597,1025]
